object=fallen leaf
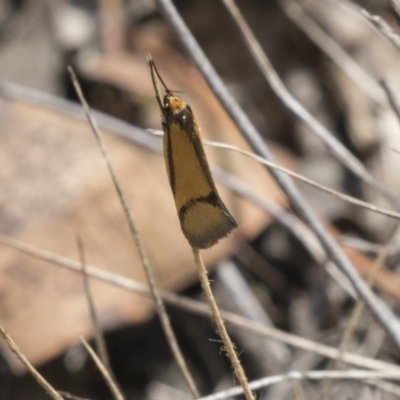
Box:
[0,82,287,371]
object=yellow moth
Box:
[148,56,237,249]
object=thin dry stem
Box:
[192,248,254,400]
[67,67,200,398]
[58,392,92,400]
[391,0,400,18]
[76,237,114,380]
[81,337,125,400]
[1,234,399,373]
[362,8,400,51]
[197,370,400,400]
[0,324,63,400]
[381,79,400,123]
[204,140,400,221]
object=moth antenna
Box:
[147,53,165,112]
[152,61,171,94]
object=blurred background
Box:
[1,0,400,399]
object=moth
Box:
[148,56,237,249]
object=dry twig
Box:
[0,324,63,400]
[196,369,400,400]
[362,8,400,51]
[80,337,124,400]
[77,237,115,381]
[193,249,254,400]
[391,0,400,18]
[58,392,92,400]
[205,140,400,221]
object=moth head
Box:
[163,93,186,115]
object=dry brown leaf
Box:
[0,82,286,371]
